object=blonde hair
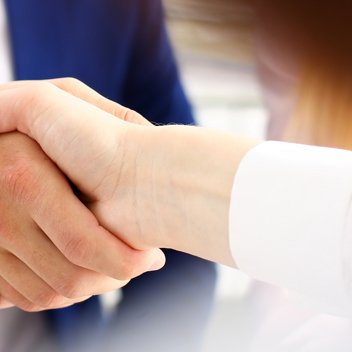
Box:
[279,1,352,150]
[284,58,352,150]
[164,0,352,150]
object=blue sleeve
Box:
[121,0,194,126]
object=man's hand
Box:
[0,79,259,267]
[0,77,152,126]
[0,131,164,311]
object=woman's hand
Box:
[0,79,261,268]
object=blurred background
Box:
[163,1,269,351]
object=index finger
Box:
[0,78,152,126]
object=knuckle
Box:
[55,279,83,299]
[31,80,55,93]
[20,299,42,312]
[15,82,58,126]
[24,81,54,104]
[56,76,76,83]
[123,109,147,125]
[33,290,62,309]
[121,108,136,123]
[1,160,36,205]
[65,77,81,87]
[53,77,84,94]
[117,256,138,281]
[61,77,80,86]
[63,235,96,268]
[118,249,157,280]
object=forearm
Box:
[131,124,262,267]
[0,80,261,269]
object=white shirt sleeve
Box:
[229,141,352,318]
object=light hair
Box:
[279,1,352,150]
[284,59,352,150]
[164,0,352,150]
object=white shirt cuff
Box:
[229,141,352,317]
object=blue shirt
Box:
[5,1,216,351]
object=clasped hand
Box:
[0,77,248,311]
[0,78,166,311]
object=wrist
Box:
[97,122,261,267]
[138,125,262,266]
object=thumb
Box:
[0,82,166,275]
[0,82,138,197]
[0,78,153,126]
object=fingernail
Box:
[147,257,165,272]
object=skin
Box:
[0,79,166,311]
[0,79,261,261]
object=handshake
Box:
[0,78,259,312]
